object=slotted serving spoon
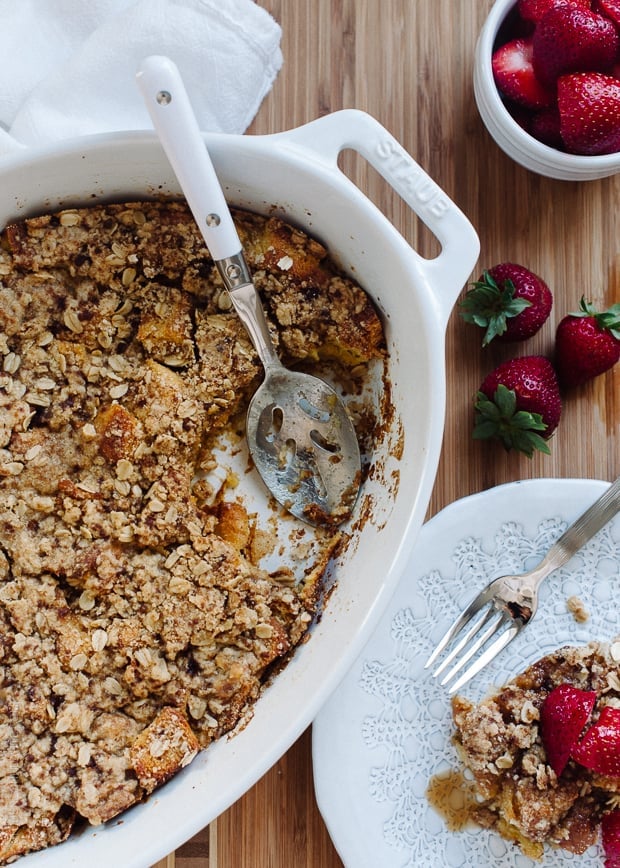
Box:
[137,56,361,526]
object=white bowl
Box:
[0,110,479,866]
[474,0,620,180]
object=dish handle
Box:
[276,109,480,328]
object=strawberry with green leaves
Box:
[460,263,553,346]
[555,297,620,388]
[474,355,561,456]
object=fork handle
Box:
[534,476,620,580]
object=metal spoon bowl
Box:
[248,368,361,526]
[137,55,361,525]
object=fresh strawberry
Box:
[530,105,565,147]
[492,37,555,108]
[572,705,620,776]
[506,101,535,132]
[474,356,561,456]
[533,2,619,89]
[555,297,620,387]
[558,72,620,154]
[497,4,537,41]
[602,809,620,868]
[460,263,553,345]
[596,0,620,29]
[540,684,597,776]
[519,0,590,24]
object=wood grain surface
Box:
[154,1,619,865]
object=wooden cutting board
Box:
[154,1,619,865]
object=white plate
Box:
[313,478,620,868]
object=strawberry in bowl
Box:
[531,1,619,92]
[474,0,620,178]
[493,0,620,155]
[558,72,620,155]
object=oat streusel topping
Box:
[452,640,620,861]
[0,201,385,862]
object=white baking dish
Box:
[0,109,479,866]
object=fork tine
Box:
[447,621,520,695]
[432,605,498,678]
[439,609,505,685]
[424,589,493,670]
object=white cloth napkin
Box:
[0,0,282,156]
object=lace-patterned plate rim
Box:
[312,478,620,868]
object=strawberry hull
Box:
[460,262,553,345]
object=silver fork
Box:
[425,475,620,694]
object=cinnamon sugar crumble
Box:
[0,200,385,862]
[567,595,590,623]
[451,640,620,861]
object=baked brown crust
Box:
[0,201,385,862]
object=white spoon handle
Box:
[136,54,281,371]
[136,54,241,262]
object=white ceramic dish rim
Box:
[0,110,479,866]
[312,477,618,868]
[474,0,620,180]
